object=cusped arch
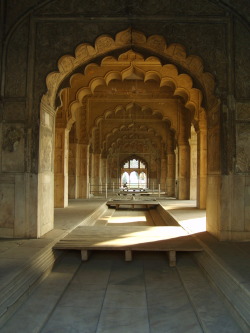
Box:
[93,102,165,129]
[121,155,148,168]
[107,136,160,158]
[69,58,203,125]
[90,102,175,148]
[101,121,164,154]
[43,28,216,107]
[44,28,217,111]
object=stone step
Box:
[156,204,180,226]
[0,246,61,327]
[192,238,250,333]
[0,202,108,327]
[81,202,109,226]
[162,205,250,333]
[0,252,82,332]
[177,254,243,333]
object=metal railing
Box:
[89,182,176,198]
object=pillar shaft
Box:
[178,143,190,200]
[91,153,101,195]
[166,152,176,197]
[160,158,167,192]
[109,157,118,186]
[189,129,197,201]
[101,157,107,184]
[68,142,79,199]
[54,128,69,208]
[78,144,89,198]
[197,127,207,208]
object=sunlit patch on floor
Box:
[176,216,206,234]
[107,215,147,224]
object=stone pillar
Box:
[75,143,80,198]
[197,122,207,208]
[78,144,89,198]
[160,157,167,193]
[206,102,221,238]
[166,132,176,197]
[36,102,55,237]
[149,153,158,191]
[68,142,77,199]
[189,127,197,200]
[175,147,178,197]
[106,157,110,189]
[167,151,176,197]
[91,153,101,195]
[101,155,107,187]
[178,142,190,199]
[88,148,92,195]
[109,156,118,187]
[54,128,69,208]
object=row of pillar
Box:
[159,124,207,208]
[54,126,207,209]
[54,128,90,207]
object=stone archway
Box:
[39,28,220,238]
[65,49,208,206]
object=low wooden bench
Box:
[53,226,202,267]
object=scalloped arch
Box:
[107,135,161,156]
[90,102,176,146]
[93,102,164,128]
[44,28,217,111]
[120,155,148,168]
[101,121,164,153]
[69,60,203,123]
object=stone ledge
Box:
[193,243,250,333]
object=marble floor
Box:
[0,198,248,332]
[1,250,243,333]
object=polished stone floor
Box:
[0,198,248,332]
[1,250,242,333]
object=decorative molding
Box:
[40,99,56,117]
[2,126,23,152]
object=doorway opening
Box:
[121,157,147,189]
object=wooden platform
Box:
[106,200,158,209]
[53,226,203,267]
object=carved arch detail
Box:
[44,28,216,110]
[100,121,164,153]
[68,54,203,125]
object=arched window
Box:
[121,157,147,188]
[121,171,129,185]
[130,171,139,185]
